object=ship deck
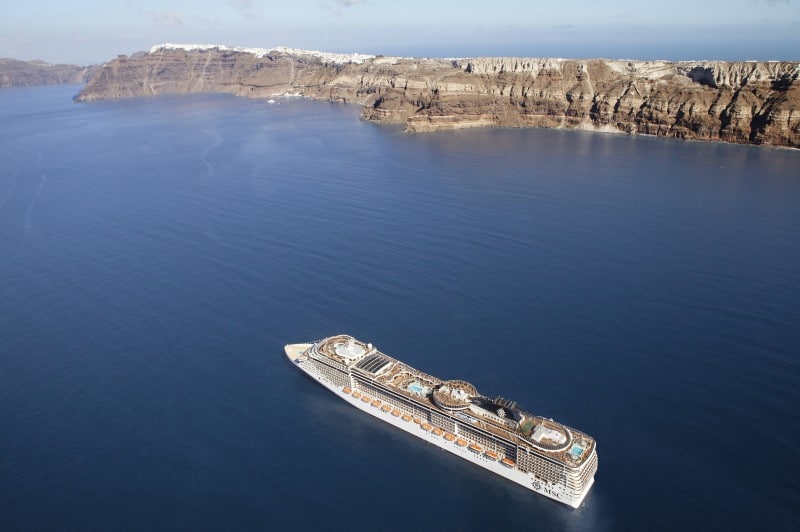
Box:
[309,335,596,468]
[285,343,312,362]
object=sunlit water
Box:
[1,85,798,530]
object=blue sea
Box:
[1,85,798,531]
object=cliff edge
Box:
[76,45,800,148]
[1,59,98,88]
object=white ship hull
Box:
[285,340,596,508]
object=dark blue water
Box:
[1,85,798,530]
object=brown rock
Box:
[76,47,800,148]
[0,58,97,88]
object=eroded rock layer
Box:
[76,47,800,148]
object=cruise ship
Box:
[285,335,597,508]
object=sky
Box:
[1,0,798,65]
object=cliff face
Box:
[76,46,800,148]
[0,59,97,88]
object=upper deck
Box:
[308,334,596,469]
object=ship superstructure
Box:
[284,335,597,508]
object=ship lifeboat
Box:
[421,423,433,431]
[401,414,412,422]
[361,395,371,403]
[456,439,468,447]
[381,404,392,412]
[391,410,401,417]
[501,458,516,468]
[413,418,421,424]
[342,387,352,395]
[351,391,362,399]
[444,433,456,442]
[371,399,381,407]
[468,443,483,453]
[432,428,444,436]
[485,450,500,461]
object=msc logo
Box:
[532,480,561,498]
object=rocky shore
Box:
[75,45,800,148]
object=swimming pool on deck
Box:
[407,381,431,395]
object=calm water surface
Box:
[1,85,799,530]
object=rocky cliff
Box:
[0,59,97,88]
[76,45,800,148]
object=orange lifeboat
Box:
[391,410,401,417]
[501,457,516,468]
[361,395,371,403]
[456,439,468,447]
[401,414,412,422]
[444,433,456,442]
[343,387,352,395]
[421,423,433,431]
[432,428,444,436]
[381,404,392,412]
[413,418,421,424]
[468,443,483,453]
[352,390,362,399]
[485,450,500,461]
